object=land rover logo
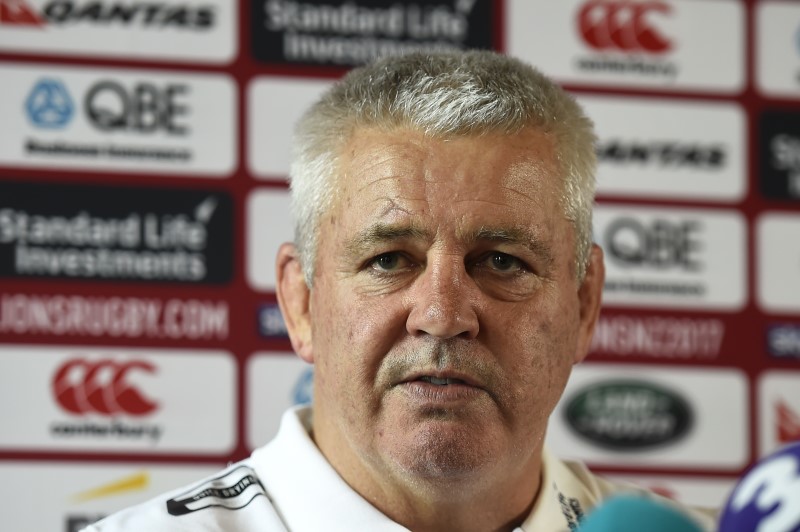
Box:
[564,380,693,450]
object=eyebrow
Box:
[345,223,432,257]
[345,223,553,265]
[464,226,554,266]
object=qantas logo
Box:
[0,0,43,24]
[0,0,214,28]
[52,358,158,416]
[777,400,800,444]
[578,0,672,54]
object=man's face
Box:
[283,126,602,494]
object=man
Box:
[85,51,716,531]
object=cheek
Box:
[499,299,578,403]
[312,287,406,382]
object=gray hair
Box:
[288,50,597,284]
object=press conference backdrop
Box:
[0,1,799,530]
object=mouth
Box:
[418,376,467,386]
[401,370,481,388]
[395,370,486,405]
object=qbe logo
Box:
[25,78,73,128]
[595,205,746,311]
[0,0,235,63]
[50,357,162,442]
[506,0,744,92]
[0,63,236,176]
[25,76,189,135]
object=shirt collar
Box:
[519,447,601,532]
[251,406,410,532]
[253,406,587,532]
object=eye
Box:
[370,252,410,272]
[489,252,520,271]
[482,252,525,273]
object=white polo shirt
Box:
[84,406,717,531]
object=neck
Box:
[312,413,544,532]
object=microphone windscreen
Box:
[577,495,703,532]
[718,441,800,532]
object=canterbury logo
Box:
[52,358,159,416]
[578,0,672,53]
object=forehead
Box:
[330,127,563,226]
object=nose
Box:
[406,255,479,340]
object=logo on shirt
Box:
[166,466,266,516]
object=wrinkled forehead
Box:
[328,126,563,209]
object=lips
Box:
[401,370,482,389]
[419,376,466,386]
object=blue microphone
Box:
[577,495,703,532]
[719,441,800,532]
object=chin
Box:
[386,418,502,484]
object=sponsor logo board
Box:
[507,0,744,93]
[0,63,236,176]
[547,364,749,469]
[0,0,236,63]
[247,188,293,292]
[595,204,747,311]
[251,0,493,67]
[246,352,312,449]
[579,95,746,202]
[590,314,724,360]
[759,110,800,202]
[0,181,233,284]
[258,303,289,339]
[0,345,236,452]
[757,213,800,314]
[758,370,800,456]
[0,293,229,341]
[767,323,800,360]
[247,77,333,179]
[0,461,221,532]
[756,2,800,98]
[564,380,694,450]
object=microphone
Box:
[576,495,703,532]
[718,440,800,532]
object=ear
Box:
[276,243,314,363]
[573,244,605,365]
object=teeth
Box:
[420,376,461,385]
